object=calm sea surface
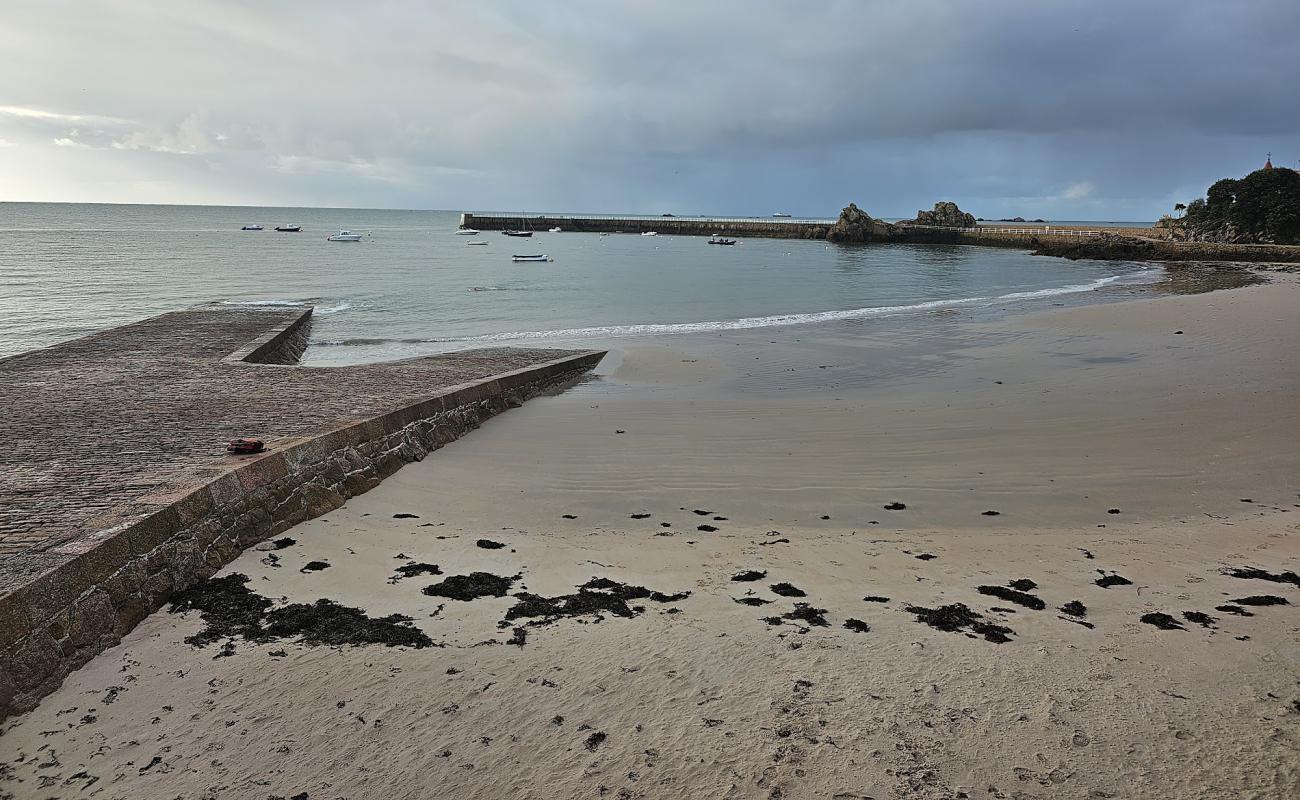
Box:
[0,203,1158,363]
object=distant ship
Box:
[275,224,302,232]
[455,228,479,235]
[772,212,792,218]
[502,230,533,237]
[240,224,263,231]
[326,230,362,242]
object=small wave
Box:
[219,299,312,307]
[307,274,1136,350]
[429,274,1130,343]
[218,298,352,315]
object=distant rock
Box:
[909,201,977,228]
[826,203,899,242]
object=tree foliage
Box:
[1182,166,1300,244]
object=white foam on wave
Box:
[432,274,1131,344]
[218,299,352,315]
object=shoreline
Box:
[2,278,1296,798]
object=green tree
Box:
[1182,167,1300,244]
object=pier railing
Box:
[902,223,1106,237]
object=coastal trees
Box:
[1181,166,1300,244]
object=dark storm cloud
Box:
[1,0,1296,218]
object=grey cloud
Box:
[0,0,1296,217]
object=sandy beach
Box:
[2,276,1297,799]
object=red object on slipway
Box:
[226,438,265,454]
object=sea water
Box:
[0,203,1157,362]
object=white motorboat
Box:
[511,254,552,262]
[548,227,562,233]
[641,231,658,236]
[467,240,488,246]
[241,224,263,231]
[275,224,302,232]
[456,228,479,235]
[327,230,363,242]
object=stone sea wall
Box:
[0,349,602,719]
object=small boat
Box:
[641,231,658,236]
[548,227,562,233]
[772,212,792,218]
[503,230,533,237]
[709,238,737,246]
[275,224,302,232]
[241,224,263,231]
[327,230,362,242]
[512,254,552,262]
[456,228,479,235]
[467,240,488,246]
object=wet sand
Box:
[2,278,1298,799]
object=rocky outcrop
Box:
[910,201,977,228]
[826,203,900,242]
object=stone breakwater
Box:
[0,306,604,718]
[460,211,1300,262]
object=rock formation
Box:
[909,201,977,228]
[825,203,898,242]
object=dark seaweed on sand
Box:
[770,582,806,598]
[1231,595,1289,606]
[1140,612,1184,631]
[915,553,937,561]
[1059,600,1087,617]
[299,560,330,573]
[697,524,719,532]
[423,572,517,601]
[1094,572,1133,588]
[1007,578,1037,592]
[731,570,767,582]
[1224,567,1300,587]
[1215,604,1254,616]
[862,595,890,603]
[735,597,771,606]
[394,563,442,578]
[843,618,871,633]
[503,578,688,625]
[476,539,506,549]
[170,573,433,649]
[765,603,830,628]
[977,585,1046,610]
[904,602,1014,643]
[1183,611,1217,628]
[584,731,607,751]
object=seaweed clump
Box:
[503,577,689,625]
[763,603,830,628]
[1059,600,1087,617]
[770,582,807,598]
[1224,567,1300,587]
[977,585,1046,610]
[1231,595,1289,606]
[423,572,517,601]
[170,573,433,649]
[1094,572,1133,588]
[904,602,1014,644]
[1140,612,1184,631]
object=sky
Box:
[1,0,1297,220]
